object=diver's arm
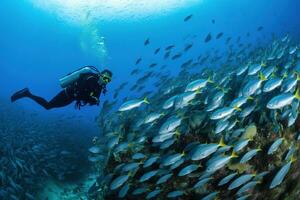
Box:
[86,76,102,105]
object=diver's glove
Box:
[89,92,100,106]
[89,97,100,106]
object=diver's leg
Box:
[46,90,74,109]
[12,88,74,110]
[27,90,73,110]
[26,92,53,110]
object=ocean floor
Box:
[37,172,97,200]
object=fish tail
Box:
[218,137,226,147]
[230,151,238,158]
[195,89,202,94]
[128,143,134,148]
[271,72,276,78]
[224,88,231,93]
[257,146,262,151]
[143,97,150,104]
[259,71,267,81]
[247,96,254,100]
[207,76,214,83]
[294,88,300,100]
[128,171,133,177]
[290,155,296,163]
[234,105,242,111]
[297,72,300,81]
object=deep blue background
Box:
[0,0,299,134]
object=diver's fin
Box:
[11,88,30,102]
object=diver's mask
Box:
[99,73,112,85]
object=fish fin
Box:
[230,151,238,158]
[234,105,242,111]
[128,171,135,177]
[175,130,181,137]
[214,84,221,89]
[290,155,296,163]
[207,76,214,83]
[195,89,202,94]
[270,73,275,78]
[297,72,300,81]
[294,89,300,100]
[218,137,226,147]
[128,143,134,148]
[247,96,254,100]
[152,121,158,125]
[258,71,267,81]
[143,97,150,104]
[261,62,267,67]
[257,147,262,151]
[224,88,231,93]
[283,71,288,79]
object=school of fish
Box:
[87,13,300,200]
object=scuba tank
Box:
[59,66,99,88]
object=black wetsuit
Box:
[27,73,104,110]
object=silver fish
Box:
[269,159,294,189]
[118,97,149,111]
[146,189,161,199]
[156,173,173,185]
[185,78,213,92]
[118,183,130,198]
[162,153,184,166]
[193,177,212,189]
[139,170,159,182]
[178,164,199,176]
[167,190,184,198]
[240,149,261,163]
[218,172,238,186]
[267,91,300,109]
[237,181,260,196]
[110,174,129,190]
[267,138,284,155]
[228,174,255,190]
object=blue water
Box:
[1,0,299,119]
[0,0,300,198]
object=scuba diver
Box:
[11,66,112,110]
